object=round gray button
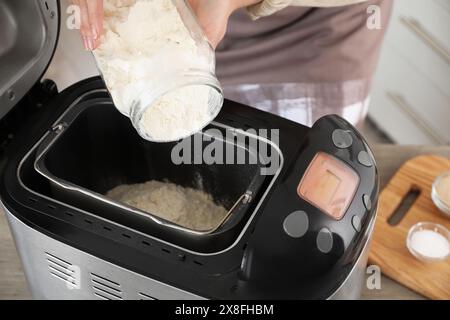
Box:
[363,194,372,211]
[358,151,373,167]
[352,215,361,232]
[332,129,353,149]
[316,228,333,253]
[283,211,309,238]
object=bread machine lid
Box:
[0,0,59,120]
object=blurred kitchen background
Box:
[369,0,449,145]
[45,0,450,146]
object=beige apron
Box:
[216,0,393,127]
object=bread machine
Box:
[0,0,379,300]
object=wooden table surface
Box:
[1,144,449,300]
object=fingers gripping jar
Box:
[93,0,223,142]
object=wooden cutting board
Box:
[369,155,450,300]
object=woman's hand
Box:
[74,0,260,50]
[73,0,103,50]
[188,0,260,48]
[188,0,234,49]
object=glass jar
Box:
[93,0,223,142]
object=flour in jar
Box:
[106,180,228,231]
[94,0,214,141]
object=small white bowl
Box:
[406,222,450,263]
[432,171,450,218]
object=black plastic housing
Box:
[0,78,379,299]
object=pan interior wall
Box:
[43,103,264,211]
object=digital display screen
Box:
[297,152,359,220]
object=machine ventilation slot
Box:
[91,273,123,300]
[94,292,112,300]
[45,252,78,287]
[193,260,203,266]
[139,292,158,300]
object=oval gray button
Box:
[332,129,353,149]
[358,151,373,167]
[352,215,361,232]
[317,228,333,253]
[283,211,309,238]
[363,194,372,211]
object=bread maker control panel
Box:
[279,118,377,245]
[243,115,378,291]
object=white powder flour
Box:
[106,180,228,231]
[94,0,213,141]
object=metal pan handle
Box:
[34,122,68,178]
[204,191,253,235]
